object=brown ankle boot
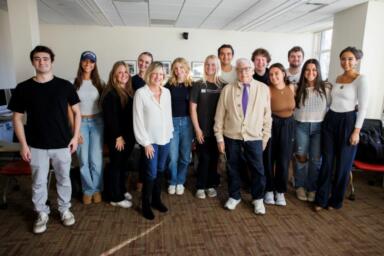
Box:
[93,192,102,203]
[83,194,92,205]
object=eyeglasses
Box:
[236,67,252,73]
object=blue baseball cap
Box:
[80,51,97,62]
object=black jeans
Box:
[195,136,219,189]
[264,115,295,193]
[105,141,134,202]
[224,137,266,200]
[315,110,357,209]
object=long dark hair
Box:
[295,59,327,108]
[101,61,133,107]
[74,60,104,95]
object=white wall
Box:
[329,1,384,119]
[0,9,16,89]
[328,3,367,82]
[39,25,314,81]
[360,1,384,119]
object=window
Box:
[314,29,333,80]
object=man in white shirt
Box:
[286,46,304,85]
[218,44,237,84]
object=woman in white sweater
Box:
[133,61,173,220]
[315,47,369,211]
[294,59,331,203]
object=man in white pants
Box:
[8,45,81,234]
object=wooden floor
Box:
[0,170,384,256]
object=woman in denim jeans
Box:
[294,59,331,202]
[164,58,194,196]
[72,51,105,205]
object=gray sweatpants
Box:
[30,147,72,214]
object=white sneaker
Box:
[307,191,316,202]
[252,199,266,215]
[176,185,185,195]
[61,210,75,227]
[33,212,49,234]
[264,191,275,205]
[168,185,176,195]
[206,188,217,198]
[275,193,287,206]
[195,189,206,199]
[110,199,132,208]
[224,197,241,210]
[124,192,132,201]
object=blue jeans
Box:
[224,137,266,200]
[145,143,170,181]
[168,117,193,185]
[76,115,104,196]
[294,121,322,192]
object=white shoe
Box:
[275,193,287,206]
[61,210,75,227]
[252,199,266,215]
[195,189,206,199]
[176,185,185,195]
[168,185,176,195]
[264,191,275,205]
[124,192,132,201]
[110,199,132,208]
[33,212,49,234]
[307,191,316,202]
[224,197,241,210]
[206,188,217,198]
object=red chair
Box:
[0,160,31,209]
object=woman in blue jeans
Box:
[133,62,173,220]
[72,51,105,204]
[164,58,194,195]
[294,59,331,202]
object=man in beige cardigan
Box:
[214,58,272,215]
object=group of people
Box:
[8,43,368,234]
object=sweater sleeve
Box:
[262,88,272,150]
[102,92,123,141]
[214,86,226,143]
[355,75,369,128]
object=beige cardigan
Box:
[214,79,272,149]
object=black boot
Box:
[151,173,168,212]
[142,180,155,220]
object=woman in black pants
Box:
[315,47,368,211]
[101,61,135,208]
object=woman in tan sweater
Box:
[264,63,295,206]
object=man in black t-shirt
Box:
[8,45,81,234]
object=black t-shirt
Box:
[8,76,80,149]
[190,80,226,137]
[132,75,146,92]
[101,89,135,147]
[164,82,191,117]
[253,68,270,85]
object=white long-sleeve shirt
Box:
[133,85,173,146]
[330,75,368,128]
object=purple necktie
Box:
[242,83,249,116]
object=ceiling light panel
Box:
[114,1,149,26]
[176,0,221,27]
[149,0,183,21]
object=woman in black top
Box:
[190,55,226,199]
[164,57,194,196]
[101,61,135,208]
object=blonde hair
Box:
[203,55,223,86]
[168,57,193,87]
[144,61,166,85]
[101,61,133,107]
